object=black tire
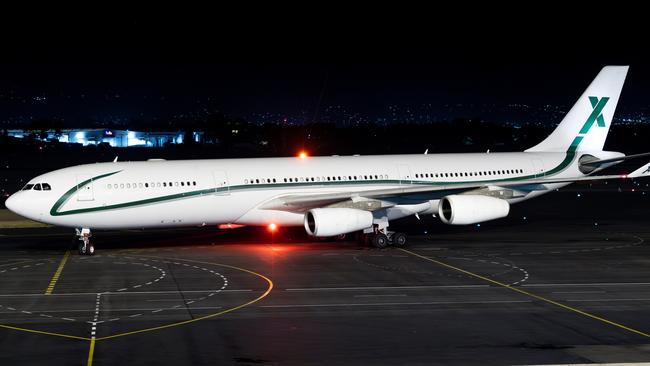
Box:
[392,232,407,247]
[78,242,86,255]
[372,233,388,249]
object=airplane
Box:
[5,65,650,255]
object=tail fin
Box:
[526,66,629,152]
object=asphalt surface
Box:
[1,190,650,365]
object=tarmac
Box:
[1,190,650,365]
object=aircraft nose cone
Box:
[4,193,21,215]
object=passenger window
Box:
[108,184,112,189]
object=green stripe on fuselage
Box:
[50,139,583,216]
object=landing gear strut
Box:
[75,228,95,256]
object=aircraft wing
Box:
[260,161,650,213]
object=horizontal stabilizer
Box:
[628,161,650,178]
[580,151,650,166]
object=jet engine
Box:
[304,208,373,237]
[438,195,509,225]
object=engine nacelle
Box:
[304,208,373,237]
[438,195,509,225]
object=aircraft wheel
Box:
[87,244,95,256]
[372,233,388,249]
[78,242,86,255]
[392,232,407,247]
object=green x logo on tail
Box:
[579,96,609,134]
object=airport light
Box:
[218,223,244,229]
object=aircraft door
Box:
[213,170,230,195]
[398,164,412,184]
[76,175,95,201]
[531,159,545,178]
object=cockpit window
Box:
[42,183,51,190]
[33,183,42,191]
[22,184,34,191]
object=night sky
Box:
[1,11,649,124]
[2,64,649,123]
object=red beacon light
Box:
[268,223,278,232]
[298,151,308,159]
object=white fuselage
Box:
[6,150,617,230]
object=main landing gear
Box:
[358,230,408,249]
[75,228,95,256]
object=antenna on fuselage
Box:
[424,149,428,155]
[113,156,118,162]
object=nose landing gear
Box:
[75,228,95,256]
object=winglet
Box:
[628,161,650,178]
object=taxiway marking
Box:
[286,285,488,291]
[399,248,650,339]
[87,338,96,366]
[0,289,253,298]
[260,300,532,308]
[45,251,70,295]
[94,256,273,341]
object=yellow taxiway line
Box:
[0,324,89,341]
[45,250,70,295]
[87,338,96,366]
[399,248,650,339]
